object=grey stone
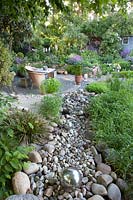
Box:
[91,146,98,156]
[59,149,66,156]
[28,150,42,163]
[91,183,107,196]
[88,195,105,200]
[97,163,111,175]
[110,172,117,181]
[97,174,113,187]
[50,122,58,127]
[44,144,55,154]
[82,177,89,184]
[116,178,128,192]
[23,163,39,175]
[47,126,54,132]
[95,171,103,178]
[12,172,31,194]
[108,183,121,200]
[95,143,107,153]
[43,165,48,174]
[6,194,39,200]
[94,154,102,165]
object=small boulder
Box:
[94,154,102,165]
[44,143,55,154]
[88,195,105,200]
[91,146,98,156]
[97,174,113,187]
[12,172,31,194]
[91,183,107,196]
[108,183,121,200]
[29,150,42,163]
[111,172,117,181]
[6,194,39,200]
[116,178,128,192]
[23,163,39,174]
[97,163,111,174]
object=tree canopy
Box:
[0,0,131,23]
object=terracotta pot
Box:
[28,71,45,87]
[75,75,83,85]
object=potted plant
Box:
[72,65,83,85]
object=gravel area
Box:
[5,74,109,112]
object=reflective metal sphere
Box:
[61,167,81,188]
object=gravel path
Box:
[3,74,109,112]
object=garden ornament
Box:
[61,167,81,189]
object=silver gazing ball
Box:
[61,167,81,188]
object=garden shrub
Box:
[85,81,109,94]
[117,60,130,71]
[2,109,48,143]
[66,65,75,74]
[100,63,114,75]
[85,79,133,180]
[40,78,61,94]
[39,95,62,119]
[0,40,14,86]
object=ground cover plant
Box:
[85,78,133,185]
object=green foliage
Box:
[99,30,122,57]
[81,12,133,59]
[0,93,13,123]
[60,23,88,54]
[81,12,133,39]
[85,81,109,94]
[66,64,83,75]
[109,78,123,91]
[85,79,133,179]
[39,95,62,119]
[112,71,133,79]
[2,110,48,143]
[0,94,33,198]
[81,50,100,66]
[66,65,75,74]
[72,65,83,75]
[0,133,32,198]
[0,40,14,86]
[107,144,133,180]
[27,48,46,62]
[100,63,114,75]
[114,59,130,71]
[40,78,61,94]
[43,53,60,67]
